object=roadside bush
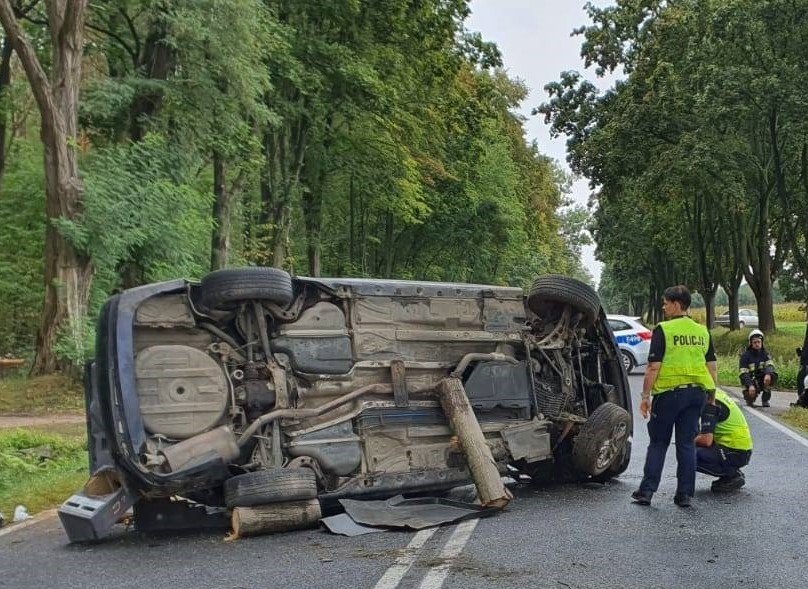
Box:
[0,428,88,517]
[716,354,800,390]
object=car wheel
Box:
[526,274,601,327]
[739,321,745,328]
[572,402,632,477]
[224,468,317,508]
[620,350,635,374]
[590,439,632,483]
[198,267,294,311]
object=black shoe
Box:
[631,490,652,505]
[762,401,770,408]
[673,493,692,508]
[711,473,745,493]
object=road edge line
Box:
[720,387,808,449]
[0,508,57,538]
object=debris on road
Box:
[231,499,321,538]
[13,505,31,522]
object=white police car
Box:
[607,314,652,374]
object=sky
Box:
[466,1,615,286]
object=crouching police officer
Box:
[696,389,753,492]
[739,329,777,408]
[632,285,717,508]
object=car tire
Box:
[526,274,601,327]
[198,267,294,311]
[572,402,632,477]
[590,439,632,483]
[620,350,635,374]
[739,321,745,328]
[224,468,318,508]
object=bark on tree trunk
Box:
[210,152,233,271]
[436,377,511,509]
[0,36,12,187]
[0,0,92,374]
[703,289,715,329]
[231,500,321,538]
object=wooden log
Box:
[231,499,321,538]
[436,377,511,509]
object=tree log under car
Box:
[231,499,322,538]
[436,377,512,509]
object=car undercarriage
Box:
[59,268,632,541]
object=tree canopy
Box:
[0,0,588,369]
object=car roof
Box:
[606,314,642,322]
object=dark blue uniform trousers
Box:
[696,445,752,478]
[639,386,706,497]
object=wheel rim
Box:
[621,352,631,371]
[595,422,629,470]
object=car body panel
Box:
[715,308,759,327]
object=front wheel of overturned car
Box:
[572,402,632,477]
[224,468,318,508]
[198,267,294,311]
[590,439,631,483]
[526,274,601,327]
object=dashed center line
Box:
[372,518,480,589]
[372,527,439,589]
[418,519,479,589]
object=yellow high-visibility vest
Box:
[713,390,753,450]
[652,317,715,394]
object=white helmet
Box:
[748,329,764,343]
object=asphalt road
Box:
[2,373,807,589]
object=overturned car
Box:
[59,268,632,541]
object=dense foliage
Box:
[0,1,586,364]
[541,0,808,331]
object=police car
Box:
[607,314,652,374]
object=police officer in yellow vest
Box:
[695,389,753,492]
[632,285,718,508]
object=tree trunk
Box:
[129,14,174,141]
[0,0,92,374]
[436,377,511,509]
[0,36,12,187]
[231,500,321,538]
[210,151,233,271]
[727,286,740,331]
[703,289,716,329]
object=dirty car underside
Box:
[59,269,632,541]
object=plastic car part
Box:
[224,468,318,508]
[526,274,601,327]
[197,266,294,310]
[271,301,353,374]
[285,420,362,476]
[135,344,229,438]
[572,402,632,476]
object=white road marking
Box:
[372,527,439,589]
[721,388,808,449]
[418,519,480,589]
[741,405,808,449]
[0,510,55,538]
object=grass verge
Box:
[0,373,84,415]
[0,424,88,519]
[781,407,808,435]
